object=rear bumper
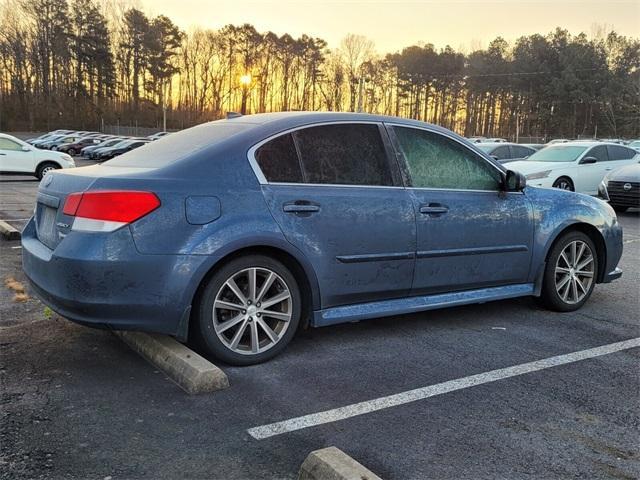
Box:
[21,217,206,336]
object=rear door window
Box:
[292,124,396,186]
[607,145,636,160]
[512,145,535,158]
[491,145,511,160]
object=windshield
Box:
[629,141,640,148]
[525,145,587,162]
[106,121,253,167]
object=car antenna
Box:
[226,112,243,119]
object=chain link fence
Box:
[103,125,170,137]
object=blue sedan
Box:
[22,112,623,365]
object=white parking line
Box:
[247,338,640,440]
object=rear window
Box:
[105,122,252,168]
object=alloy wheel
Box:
[554,179,572,190]
[554,240,594,304]
[212,267,292,355]
[41,166,56,176]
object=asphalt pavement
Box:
[0,169,638,479]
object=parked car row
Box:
[84,138,151,161]
[26,129,171,160]
[0,129,170,179]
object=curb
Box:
[114,331,229,394]
[298,446,382,480]
[0,220,21,241]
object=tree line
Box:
[1,0,638,139]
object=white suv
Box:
[0,133,75,179]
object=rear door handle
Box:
[420,204,449,215]
[605,167,613,171]
[283,203,320,213]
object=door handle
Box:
[420,204,449,215]
[283,203,320,213]
[605,167,613,171]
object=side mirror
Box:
[21,146,31,152]
[505,170,526,191]
[580,156,597,164]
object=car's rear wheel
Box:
[36,162,60,180]
[540,231,597,312]
[67,148,76,155]
[552,176,574,191]
[193,255,301,365]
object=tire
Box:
[612,205,628,213]
[552,176,574,191]
[67,148,76,155]
[540,231,598,312]
[193,255,302,365]
[36,162,60,180]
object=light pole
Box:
[239,74,251,115]
[163,103,167,132]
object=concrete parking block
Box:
[0,220,21,240]
[298,446,382,480]
[114,331,229,394]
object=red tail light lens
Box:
[63,191,160,223]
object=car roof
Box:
[0,133,22,141]
[477,142,532,148]
[551,141,625,147]
[212,111,471,145]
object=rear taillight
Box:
[63,190,160,232]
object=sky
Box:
[142,0,640,53]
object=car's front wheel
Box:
[552,176,574,191]
[540,231,598,312]
[193,255,301,365]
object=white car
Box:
[0,133,75,179]
[508,142,639,195]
